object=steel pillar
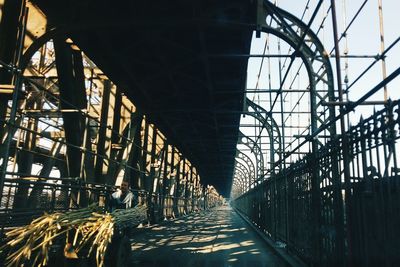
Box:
[94,79,115,183]
[53,36,87,179]
[0,0,23,134]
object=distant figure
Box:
[110,180,135,210]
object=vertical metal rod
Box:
[94,79,111,182]
[80,108,90,181]
[161,142,168,216]
[278,35,290,245]
[170,146,175,198]
[141,119,149,191]
[386,104,398,265]
[149,127,157,194]
[190,167,194,211]
[11,116,25,177]
[377,0,388,101]
[162,142,168,195]
[341,0,352,132]
[0,1,27,198]
[84,69,94,181]
[330,0,350,265]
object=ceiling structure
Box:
[33,0,257,195]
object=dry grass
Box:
[0,204,148,267]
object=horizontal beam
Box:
[0,84,14,94]
[322,101,387,106]
[215,89,317,94]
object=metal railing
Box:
[233,100,400,266]
[0,177,206,231]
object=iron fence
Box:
[233,100,400,267]
[0,177,206,232]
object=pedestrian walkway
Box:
[130,206,289,267]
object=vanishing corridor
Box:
[130,206,288,267]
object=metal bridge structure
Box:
[0,0,399,266]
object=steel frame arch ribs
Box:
[232,150,256,196]
[237,131,264,184]
[258,0,337,144]
[233,171,247,195]
[244,98,282,174]
[233,168,248,193]
[234,160,252,190]
[236,150,256,183]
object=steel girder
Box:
[0,0,23,134]
[234,160,251,191]
[245,2,339,261]
[236,150,256,184]
[258,0,337,148]
[237,131,264,183]
[233,167,248,189]
[244,98,282,175]
[233,171,247,195]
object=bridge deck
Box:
[130,206,288,267]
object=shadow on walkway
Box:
[130,206,289,267]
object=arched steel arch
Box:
[233,169,248,193]
[234,171,247,190]
[237,131,264,182]
[236,150,256,184]
[234,160,252,190]
[21,28,59,71]
[244,98,282,174]
[234,160,251,180]
[232,180,245,196]
[231,164,250,197]
[258,1,337,147]
[233,171,247,195]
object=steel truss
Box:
[0,2,219,229]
